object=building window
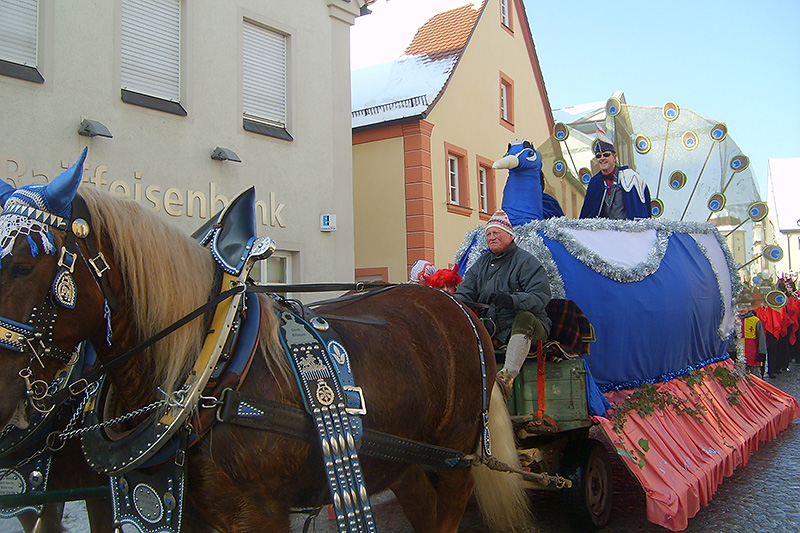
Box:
[476,155,496,220]
[242,19,292,141]
[500,0,513,31]
[120,0,185,115]
[500,72,514,131]
[478,167,487,211]
[448,156,460,205]
[0,0,43,83]
[355,267,388,283]
[444,142,470,216]
[250,251,292,294]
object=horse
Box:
[0,151,531,532]
[7,439,112,533]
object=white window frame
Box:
[251,250,293,296]
[121,0,182,103]
[479,167,488,213]
[500,0,510,27]
[448,155,460,205]
[242,19,287,129]
[500,83,509,121]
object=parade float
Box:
[453,101,800,531]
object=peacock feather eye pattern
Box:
[730,154,749,173]
[762,244,783,262]
[552,160,567,178]
[606,96,621,116]
[682,131,698,150]
[553,122,569,141]
[766,290,787,309]
[650,198,664,218]
[634,134,651,154]
[707,192,726,213]
[748,201,768,222]
[669,170,687,190]
[579,167,592,185]
[662,101,680,122]
[709,123,727,142]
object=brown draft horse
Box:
[0,182,531,532]
[8,440,111,533]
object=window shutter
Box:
[0,0,38,66]
[242,21,287,127]
[121,0,181,101]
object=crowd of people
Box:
[744,279,800,378]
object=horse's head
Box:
[493,139,542,175]
[0,148,108,428]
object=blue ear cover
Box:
[42,147,88,216]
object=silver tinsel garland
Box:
[454,218,738,325]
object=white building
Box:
[0,0,366,286]
[767,157,800,278]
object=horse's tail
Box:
[471,383,533,532]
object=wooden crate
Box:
[508,359,589,429]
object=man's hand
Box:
[491,292,514,309]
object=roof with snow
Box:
[350,1,481,128]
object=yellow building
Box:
[351,0,584,283]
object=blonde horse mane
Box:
[79,187,217,392]
[79,187,289,393]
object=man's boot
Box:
[497,333,531,401]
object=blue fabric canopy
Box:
[544,232,731,390]
[454,218,738,399]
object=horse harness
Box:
[0,186,496,533]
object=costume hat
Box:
[593,140,615,154]
[485,210,513,236]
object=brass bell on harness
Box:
[72,218,90,238]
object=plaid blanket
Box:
[545,299,595,357]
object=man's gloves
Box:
[491,292,514,310]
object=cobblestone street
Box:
[292,363,800,533]
[1,365,797,532]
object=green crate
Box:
[508,359,589,427]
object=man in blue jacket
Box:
[579,141,651,219]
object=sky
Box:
[352,0,800,198]
[523,0,800,198]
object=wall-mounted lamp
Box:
[78,119,113,138]
[211,147,242,162]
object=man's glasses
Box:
[595,151,614,159]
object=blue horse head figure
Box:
[493,139,543,225]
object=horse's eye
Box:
[12,264,35,278]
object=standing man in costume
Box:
[454,210,551,399]
[739,302,767,377]
[579,140,652,219]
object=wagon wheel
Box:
[559,438,613,531]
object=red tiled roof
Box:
[405,4,479,60]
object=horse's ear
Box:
[0,179,16,207]
[43,147,88,214]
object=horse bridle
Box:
[0,195,117,412]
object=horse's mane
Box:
[80,187,216,392]
[79,187,289,394]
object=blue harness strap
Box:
[277,308,375,533]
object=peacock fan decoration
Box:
[537,93,784,307]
